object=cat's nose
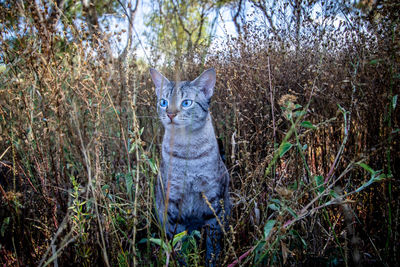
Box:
[167,112,177,120]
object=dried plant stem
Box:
[201,192,238,263]
[227,246,254,267]
[130,79,142,266]
[385,24,396,257]
[325,61,358,183]
[72,103,110,267]
[267,56,276,145]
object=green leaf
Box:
[125,172,134,196]
[355,171,386,193]
[148,238,161,246]
[0,65,6,73]
[337,104,347,114]
[287,207,298,218]
[393,95,398,109]
[271,198,281,205]
[172,230,188,247]
[369,59,381,65]
[102,184,110,194]
[147,158,158,174]
[138,238,148,244]
[357,162,375,175]
[254,241,266,263]
[263,220,276,239]
[329,190,339,198]
[290,230,307,248]
[128,142,137,154]
[268,203,280,211]
[289,181,298,190]
[314,175,325,194]
[191,230,201,239]
[301,121,316,129]
[279,142,293,157]
[314,175,324,186]
[149,238,171,252]
[294,110,307,117]
[294,104,302,109]
[1,217,10,237]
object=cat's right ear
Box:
[150,68,169,97]
[191,68,216,100]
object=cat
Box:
[150,68,231,266]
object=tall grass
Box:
[0,3,399,266]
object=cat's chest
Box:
[168,173,221,215]
[160,144,223,196]
[160,130,223,196]
[170,173,216,193]
[161,137,218,170]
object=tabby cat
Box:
[150,68,230,265]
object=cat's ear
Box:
[192,68,216,99]
[150,68,169,97]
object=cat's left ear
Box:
[150,68,169,98]
[192,68,216,99]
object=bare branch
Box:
[233,0,243,35]
[250,0,281,41]
[117,0,140,60]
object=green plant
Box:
[145,230,201,266]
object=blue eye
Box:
[181,99,193,108]
[159,99,168,108]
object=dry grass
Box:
[0,2,399,266]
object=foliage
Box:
[144,230,201,266]
[145,0,217,67]
[0,0,399,266]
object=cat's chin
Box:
[162,118,182,126]
[164,123,185,129]
[163,121,182,128]
[163,122,196,131]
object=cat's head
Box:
[150,68,216,131]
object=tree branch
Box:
[250,0,281,41]
[117,0,140,60]
[233,0,243,35]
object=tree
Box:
[0,0,140,61]
[145,0,220,68]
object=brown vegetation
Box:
[0,0,399,266]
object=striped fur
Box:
[150,68,230,265]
